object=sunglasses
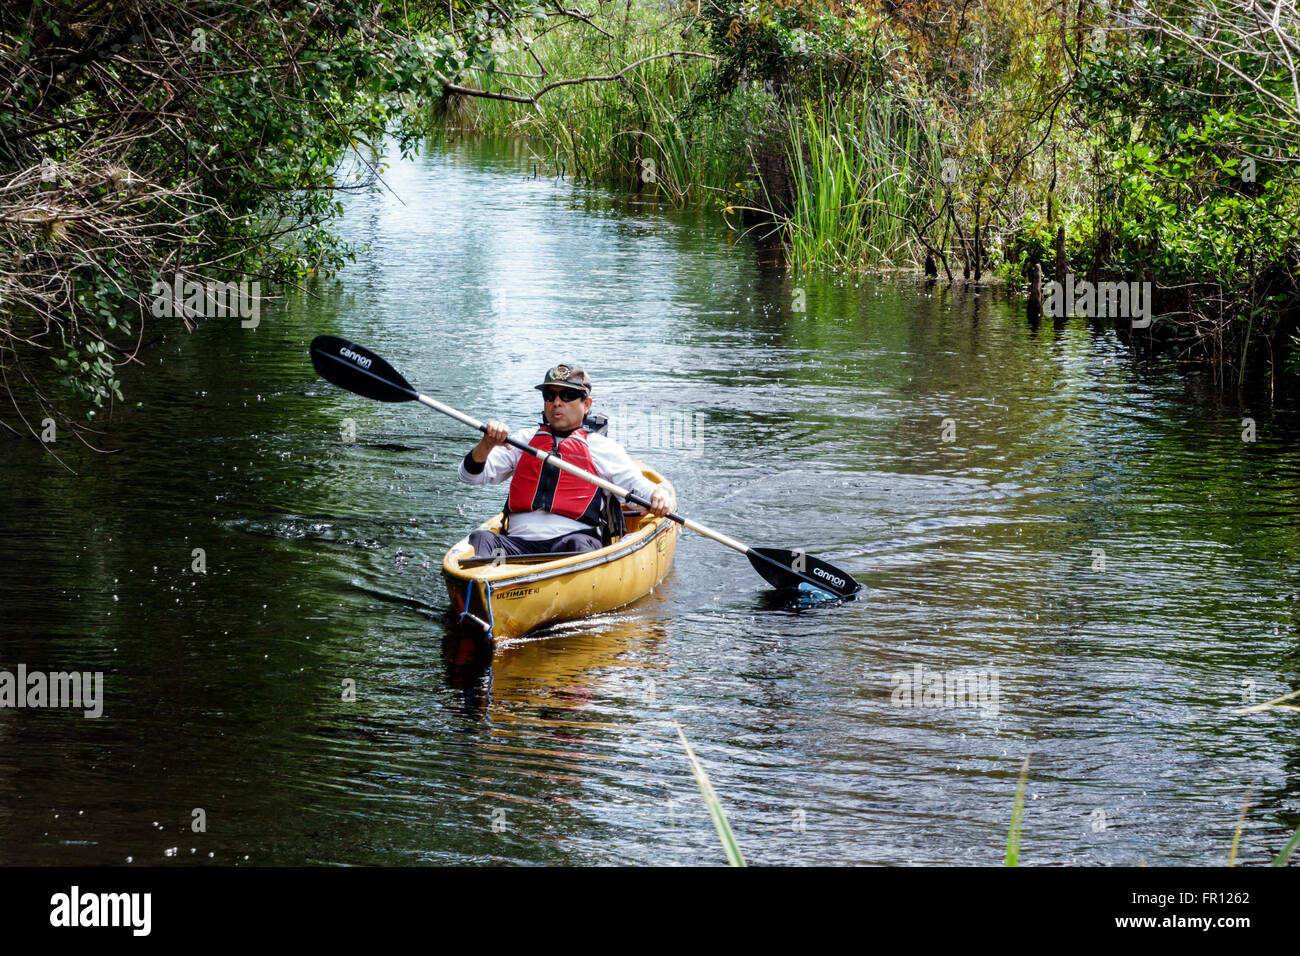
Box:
[543,388,586,403]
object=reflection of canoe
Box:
[442,465,677,641]
[442,615,671,720]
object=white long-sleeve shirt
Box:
[457,426,658,541]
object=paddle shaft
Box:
[415,392,753,556]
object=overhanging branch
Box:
[441,49,717,104]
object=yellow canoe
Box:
[442,465,677,641]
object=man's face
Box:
[542,387,591,432]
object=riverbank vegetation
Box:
[427,5,762,206]
[425,0,1300,390]
[1,0,454,444]
[4,1,1300,439]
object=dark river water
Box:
[2,135,1299,866]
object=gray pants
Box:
[468,529,601,559]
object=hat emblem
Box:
[553,365,570,379]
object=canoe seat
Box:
[458,551,594,568]
[622,504,647,534]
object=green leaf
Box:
[674,721,746,867]
[1272,825,1300,866]
[1005,756,1030,866]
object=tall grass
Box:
[424,10,964,272]
[784,91,943,272]
[425,9,762,207]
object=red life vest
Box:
[506,426,605,525]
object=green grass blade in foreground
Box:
[1228,789,1252,866]
[1005,755,1030,867]
[673,720,746,867]
[1271,824,1300,866]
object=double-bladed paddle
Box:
[309,334,863,600]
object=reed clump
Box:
[783,91,943,272]
[426,7,762,208]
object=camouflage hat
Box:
[534,363,592,395]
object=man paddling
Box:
[458,363,676,557]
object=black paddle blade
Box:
[310,335,418,403]
[746,547,862,599]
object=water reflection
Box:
[443,616,670,725]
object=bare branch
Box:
[443,49,716,103]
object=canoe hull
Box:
[442,468,677,641]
